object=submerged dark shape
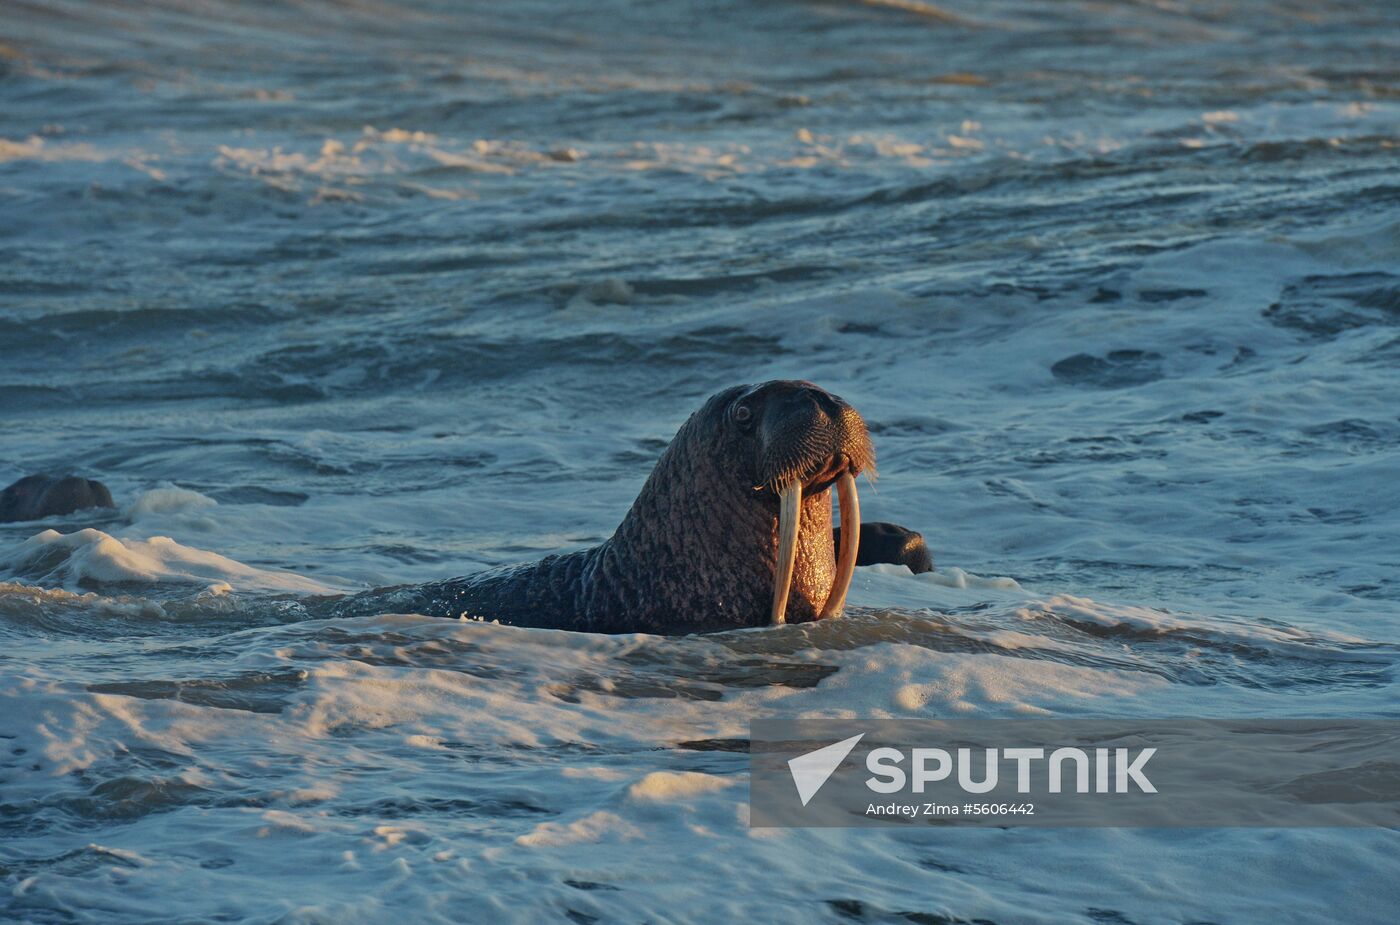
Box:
[834,521,933,574]
[0,475,115,523]
[333,380,884,634]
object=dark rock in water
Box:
[1051,350,1164,388]
[834,521,934,574]
[1139,288,1208,303]
[0,474,116,523]
[1264,272,1400,340]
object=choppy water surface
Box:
[3,1,1399,922]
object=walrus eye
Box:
[732,404,753,429]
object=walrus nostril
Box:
[804,387,845,417]
[773,387,826,422]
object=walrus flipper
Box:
[833,521,933,574]
[0,474,117,523]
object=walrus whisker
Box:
[820,471,860,619]
[770,481,802,625]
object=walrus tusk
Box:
[770,481,802,625]
[820,471,860,619]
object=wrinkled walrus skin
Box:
[331,380,886,634]
[0,475,116,523]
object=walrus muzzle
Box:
[745,383,874,625]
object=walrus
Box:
[0,474,116,523]
[331,380,905,634]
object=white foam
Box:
[0,528,334,594]
[626,771,735,803]
[3,602,1393,924]
[0,135,104,163]
[515,811,642,847]
[125,487,218,519]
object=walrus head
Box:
[728,380,875,624]
[605,380,874,631]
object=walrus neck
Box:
[582,418,837,633]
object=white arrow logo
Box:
[788,734,865,806]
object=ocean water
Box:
[3,0,1399,921]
